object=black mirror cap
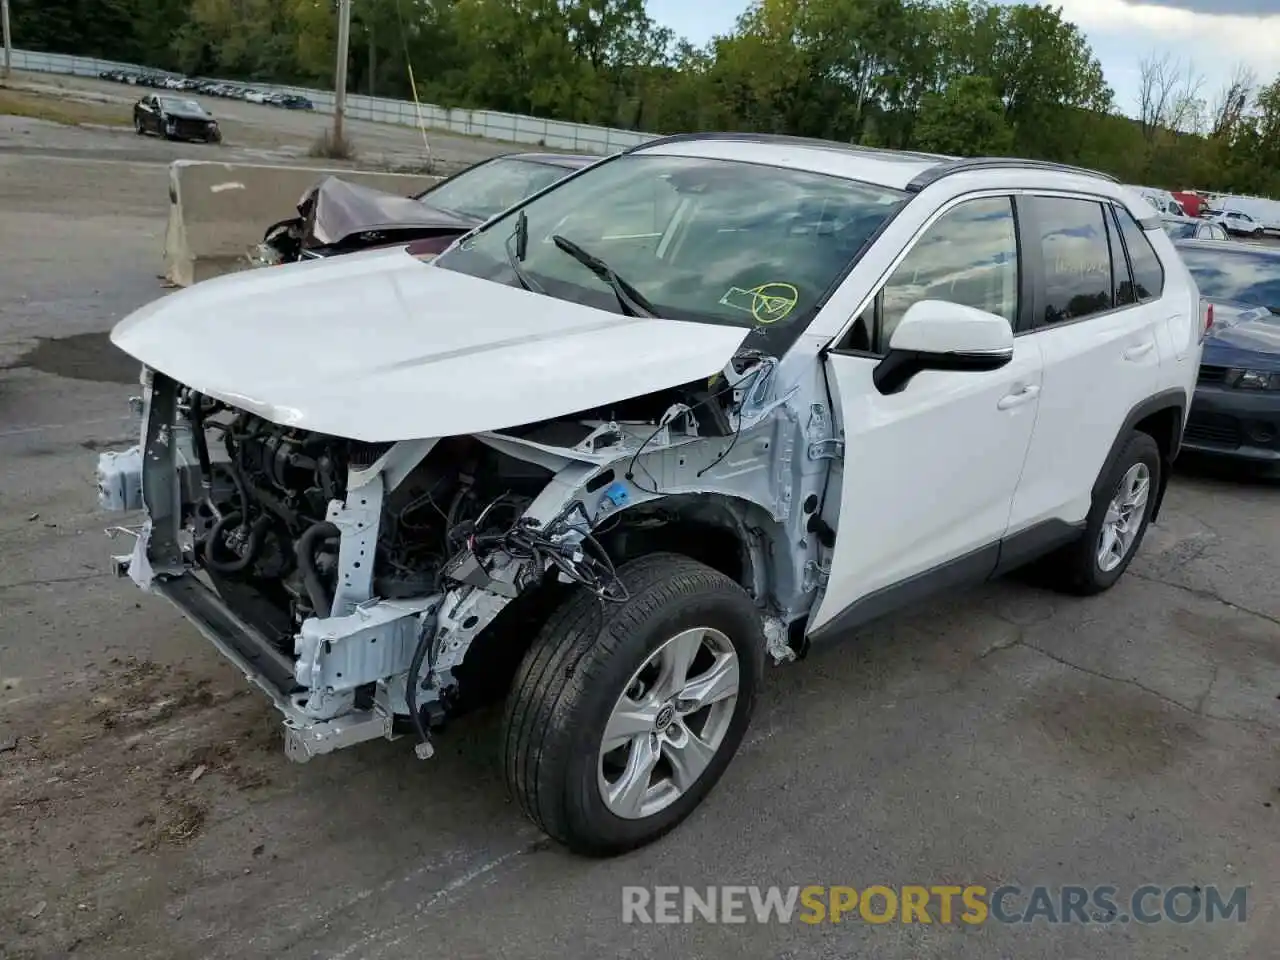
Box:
[873,348,1013,395]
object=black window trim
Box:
[1015,192,1163,337]
[1111,201,1166,305]
[1106,203,1137,309]
[828,190,1023,358]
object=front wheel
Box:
[134,116,145,136]
[1044,431,1161,595]
[502,553,763,856]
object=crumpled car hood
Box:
[111,247,751,442]
[1203,300,1280,371]
[302,176,474,247]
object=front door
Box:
[808,195,1042,634]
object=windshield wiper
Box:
[505,210,544,294]
[550,234,660,319]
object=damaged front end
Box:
[248,177,475,266]
[98,354,831,763]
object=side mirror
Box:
[873,300,1014,395]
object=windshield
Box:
[162,98,203,113]
[433,153,907,356]
[418,158,576,222]
[1181,247,1280,310]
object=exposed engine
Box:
[182,392,559,650]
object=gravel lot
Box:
[1,122,1279,960]
[2,71,525,172]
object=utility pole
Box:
[2,0,13,82]
[333,0,351,146]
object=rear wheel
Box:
[502,553,763,856]
[1044,431,1160,595]
[134,116,145,136]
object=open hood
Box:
[111,247,751,442]
[301,177,475,248]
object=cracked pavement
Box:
[1,144,1279,960]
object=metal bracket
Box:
[802,560,831,593]
[283,709,395,763]
[807,438,845,461]
[805,402,844,461]
[328,472,384,616]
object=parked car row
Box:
[99,69,314,111]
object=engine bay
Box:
[178,380,739,657]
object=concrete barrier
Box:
[163,160,440,287]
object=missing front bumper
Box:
[111,557,397,762]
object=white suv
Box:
[98,133,1202,856]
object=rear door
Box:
[808,195,1042,634]
[1005,196,1167,534]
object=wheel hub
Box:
[654,703,676,733]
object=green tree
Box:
[914,75,1012,155]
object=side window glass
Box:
[1115,206,1165,300]
[1108,207,1136,306]
[875,196,1018,352]
[1029,196,1112,325]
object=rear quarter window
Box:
[1114,207,1165,301]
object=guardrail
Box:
[8,48,658,154]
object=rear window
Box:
[1179,247,1280,311]
[1114,207,1165,300]
[1028,196,1113,325]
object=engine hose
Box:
[187,392,215,496]
[204,512,270,574]
[296,521,340,618]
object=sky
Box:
[644,0,1280,115]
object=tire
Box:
[134,116,145,136]
[502,552,764,857]
[1044,431,1161,595]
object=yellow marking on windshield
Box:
[719,282,799,324]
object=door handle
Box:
[997,384,1040,410]
[1124,341,1155,361]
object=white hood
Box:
[111,247,751,442]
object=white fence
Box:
[9,48,658,154]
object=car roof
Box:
[628,132,1122,195]
[501,152,595,169]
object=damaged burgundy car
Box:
[254,152,594,264]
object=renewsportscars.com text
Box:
[621,884,1248,925]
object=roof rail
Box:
[906,157,1120,192]
[628,131,952,164]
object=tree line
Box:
[10,0,1280,197]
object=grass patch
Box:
[308,126,358,160]
[0,86,133,127]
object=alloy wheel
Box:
[597,627,740,820]
[1097,462,1150,573]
